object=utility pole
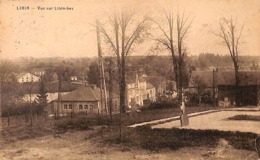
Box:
[109,57,113,119]
[213,68,218,107]
[213,69,215,107]
[57,76,61,119]
[101,60,108,114]
[29,80,33,127]
[96,20,108,114]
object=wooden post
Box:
[213,69,216,107]
[109,57,113,119]
[29,81,33,127]
[96,20,108,114]
[57,76,62,119]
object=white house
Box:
[145,83,156,102]
[23,92,69,103]
[32,69,46,77]
[17,73,40,83]
[70,76,78,81]
[126,73,156,109]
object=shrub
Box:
[136,127,257,151]
[56,116,115,131]
[2,103,45,117]
[142,100,179,110]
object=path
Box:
[130,107,260,134]
[152,108,260,134]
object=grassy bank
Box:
[227,114,260,121]
[0,105,216,147]
[55,105,215,131]
[1,105,257,153]
[94,126,258,151]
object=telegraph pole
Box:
[109,57,113,119]
[29,80,33,126]
[213,69,215,107]
[57,76,62,119]
[213,68,218,107]
[96,20,108,114]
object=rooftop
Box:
[55,85,119,102]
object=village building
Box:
[49,85,119,115]
[23,92,69,103]
[141,75,167,95]
[70,76,78,81]
[217,71,260,106]
[144,83,156,103]
[16,72,40,83]
[189,70,260,107]
[22,81,86,103]
[31,69,46,77]
[126,73,156,109]
[250,61,259,71]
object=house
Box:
[70,76,78,81]
[250,61,259,70]
[144,83,156,103]
[31,69,46,77]
[126,72,156,109]
[189,70,260,106]
[142,76,167,95]
[23,92,69,103]
[217,71,260,106]
[17,72,40,83]
[49,85,119,115]
[22,81,86,103]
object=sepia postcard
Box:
[0,0,260,159]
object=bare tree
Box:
[99,11,149,112]
[153,9,192,101]
[99,10,149,141]
[215,18,243,106]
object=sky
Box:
[0,0,259,59]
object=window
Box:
[21,78,24,82]
[79,104,83,110]
[84,105,88,110]
[69,104,72,109]
[89,105,94,112]
[64,104,68,110]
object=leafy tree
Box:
[35,81,48,105]
[87,62,100,87]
